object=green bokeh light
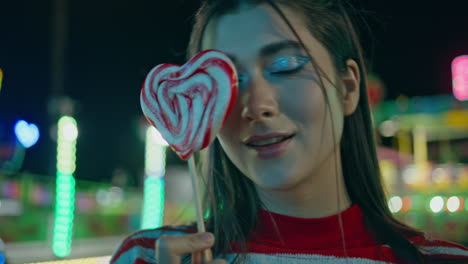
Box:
[52,116,77,258]
[141,127,166,229]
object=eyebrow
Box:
[226,40,302,63]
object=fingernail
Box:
[200,233,213,242]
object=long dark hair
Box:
[184,0,427,263]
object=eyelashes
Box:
[237,55,311,88]
[268,55,311,74]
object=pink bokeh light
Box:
[452,55,468,101]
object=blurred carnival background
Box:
[0,0,467,263]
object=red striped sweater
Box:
[111,205,468,263]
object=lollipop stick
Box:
[188,156,213,261]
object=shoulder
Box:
[110,225,196,264]
[409,235,468,263]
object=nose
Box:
[240,76,279,121]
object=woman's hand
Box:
[155,232,227,264]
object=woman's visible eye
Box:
[268,55,311,75]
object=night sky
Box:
[1,0,467,184]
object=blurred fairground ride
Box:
[373,94,468,244]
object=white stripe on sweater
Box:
[222,253,393,264]
[421,246,468,257]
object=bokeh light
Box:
[429,196,444,213]
[53,116,78,258]
[401,196,412,212]
[402,166,418,185]
[447,196,461,212]
[141,126,167,229]
[379,120,398,137]
[388,196,403,213]
[62,121,78,141]
[141,177,164,229]
[452,55,468,101]
[14,120,40,148]
[0,68,3,93]
[148,126,168,146]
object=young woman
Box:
[111,0,468,263]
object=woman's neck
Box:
[256,148,352,218]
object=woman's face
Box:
[202,4,351,191]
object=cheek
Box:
[218,112,242,155]
[217,129,245,173]
[220,103,242,138]
[279,81,325,124]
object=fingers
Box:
[155,232,214,264]
[207,260,228,264]
[203,248,213,262]
[191,251,226,264]
[191,251,202,264]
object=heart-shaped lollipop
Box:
[140,49,238,160]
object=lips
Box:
[245,134,295,147]
[244,133,295,146]
[244,133,295,159]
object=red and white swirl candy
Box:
[141,49,238,160]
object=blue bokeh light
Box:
[14,120,40,148]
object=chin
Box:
[253,171,301,191]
